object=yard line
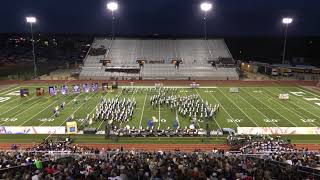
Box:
[79,95,104,127]
[39,93,83,126]
[263,88,319,127]
[0,86,20,95]
[84,89,123,129]
[206,89,240,128]
[158,93,161,129]
[96,119,105,130]
[45,94,94,140]
[0,98,44,126]
[216,88,261,127]
[0,97,38,116]
[277,87,320,118]
[0,88,38,108]
[0,96,23,109]
[183,89,200,128]
[19,100,60,126]
[237,89,295,127]
[196,88,221,130]
[297,87,320,99]
[139,94,147,129]
[241,88,298,127]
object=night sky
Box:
[1,0,320,36]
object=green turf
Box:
[0,84,320,143]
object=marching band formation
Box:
[121,87,179,95]
[95,96,136,123]
[51,86,221,136]
[150,93,220,121]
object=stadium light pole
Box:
[200,2,212,40]
[282,17,293,64]
[26,16,37,79]
[107,1,118,39]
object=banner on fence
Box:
[0,126,66,134]
[237,127,320,135]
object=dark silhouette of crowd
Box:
[0,138,319,180]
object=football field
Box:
[0,84,320,133]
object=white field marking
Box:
[207,89,240,127]
[279,88,320,117]
[274,87,320,121]
[11,98,44,115]
[83,89,123,129]
[119,86,218,89]
[216,88,261,128]
[128,89,136,128]
[0,88,38,108]
[289,91,305,96]
[304,97,320,101]
[6,90,21,96]
[0,86,20,95]
[79,95,104,127]
[195,88,221,130]
[0,97,10,103]
[0,96,38,116]
[45,94,94,140]
[0,85,18,92]
[0,97,21,108]
[19,100,60,126]
[240,89,297,127]
[158,89,161,129]
[263,88,318,127]
[139,94,147,129]
[236,91,281,128]
[96,118,105,130]
[39,93,83,126]
[0,98,44,126]
[297,87,320,99]
[183,89,200,128]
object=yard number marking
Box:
[0,97,10,103]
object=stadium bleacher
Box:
[80,38,239,80]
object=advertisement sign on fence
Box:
[0,126,66,134]
[237,127,320,135]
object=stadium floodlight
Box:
[26,17,36,23]
[107,1,118,11]
[281,17,293,64]
[282,17,293,24]
[200,2,212,12]
[200,2,212,41]
[107,1,118,39]
[26,16,37,79]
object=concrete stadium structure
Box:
[80,38,239,80]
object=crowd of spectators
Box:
[0,137,319,180]
[227,134,293,153]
